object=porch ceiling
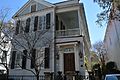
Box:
[58,10,79,29]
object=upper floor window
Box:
[31,4,36,13]
[25,18,31,33]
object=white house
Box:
[104,2,120,69]
[9,0,91,80]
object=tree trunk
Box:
[6,68,9,80]
[36,73,39,80]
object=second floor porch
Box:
[56,28,81,38]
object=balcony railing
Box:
[56,28,80,37]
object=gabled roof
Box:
[12,0,54,18]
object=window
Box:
[34,16,38,31]
[22,50,27,69]
[25,18,31,33]
[44,47,50,68]
[46,13,51,29]
[15,53,22,68]
[11,51,16,69]
[15,20,20,35]
[31,49,36,69]
[31,4,36,13]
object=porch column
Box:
[59,47,64,73]
[74,44,80,71]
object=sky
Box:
[0,0,106,45]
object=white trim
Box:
[57,42,78,46]
[34,0,54,7]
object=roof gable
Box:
[13,0,54,18]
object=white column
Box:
[59,47,64,73]
[74,44,80,71]
[59,51,64,72]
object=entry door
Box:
[64,53,75,73]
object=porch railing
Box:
[56,28,80,37]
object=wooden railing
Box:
[56,28,80,37]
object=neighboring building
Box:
[9,0,91,79]
[104,20,120,69]
[104,2,120,69]
[0,21,13,75]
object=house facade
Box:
[9,0,91,80]
[104,18,120,69]
[104,2,120,69]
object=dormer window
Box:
[31,4,36,13]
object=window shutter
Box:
[22,50,27,69]
[34,16,38,31]
[46,13,51,29]
[11,51,16,69]
[31,4,36,13]
[55,15,59,30]
[39,16,43,30]
[44,47,50,68]
[31,49,36,68]
[15,20,20,35]
[25,18,31,33]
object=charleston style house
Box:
[9,0,91,80]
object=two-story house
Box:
[9,0,91,80]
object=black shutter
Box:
[25,18,31,33]
[34,16,38,31]
[11,51,16,69]
[22,50,27,69]
[44,47,50,68]
[15,20,20,35]
[31,49,36,68]
[46,13,51,29]
[55,15,59,30]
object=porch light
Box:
[79,51,83,58]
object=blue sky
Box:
[0,0,106,45]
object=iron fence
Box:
[8,75,45,80]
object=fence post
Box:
[50,72,53,80]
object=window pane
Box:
[31,4,36,12]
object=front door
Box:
[64,53,75,74]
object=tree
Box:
[93,0,120,26]
[93,41,108,78]
[0,8,13,80]
[10,18,53,80]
